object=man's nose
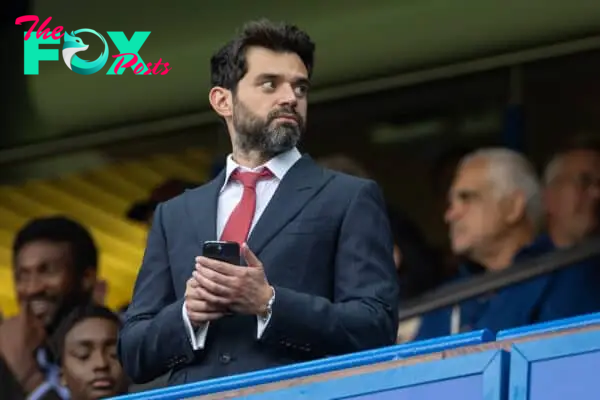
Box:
[277,84,298,106]
[445,203,458,223]
[21,275,45,297]
[91,351,110,370]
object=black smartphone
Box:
[202,241,241,265]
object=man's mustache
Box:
[28,295,57,303]
[268,107,301,123]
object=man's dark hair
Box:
[13,216,98,276]
[51,304,121,364]
[210,19,315,92]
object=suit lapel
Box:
[185,169,225,244]
[247,155,331,255]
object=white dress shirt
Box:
[182,147,302,350]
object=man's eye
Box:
[456,190,477,202]
[261,81,275,90]
[294,85,308,96]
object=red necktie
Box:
[220,168,273,244]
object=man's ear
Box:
[80,267,97,295]
[209,86,233,118]
[93,279,107,305]
[503,191,527,225]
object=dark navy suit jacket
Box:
[118,155,400,384]
[415,234,600,340]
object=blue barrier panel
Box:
[508,328,600,400]
[111,329,493,400]
[497,312,600,341]
[238,349,508,400]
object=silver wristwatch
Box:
[262,286,276,320]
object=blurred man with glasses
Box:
[544,145,600,247]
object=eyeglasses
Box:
[558,173,600,191]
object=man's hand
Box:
[0,302,46,392]
[184,277,225,328]
[194,243,273,316]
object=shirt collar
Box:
[33,348,70,399]
[458,235,555,277]
[220,147,302,192]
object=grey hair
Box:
[460,147,543,230]
[543,147,600,185]
[543,155,563,185]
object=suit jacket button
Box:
[219,353,232,364]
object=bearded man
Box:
[118,19,399,385]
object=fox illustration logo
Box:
[16,15,172,75]
[62,29,109,75]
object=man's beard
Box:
[232,97,304,158]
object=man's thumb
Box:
[241,243,260,267]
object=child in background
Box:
[53,304,129,400]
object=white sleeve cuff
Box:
[182,302,209,350]
[256,312,272,339]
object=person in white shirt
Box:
[118,19,399,385]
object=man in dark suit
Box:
[118,19,399,385]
